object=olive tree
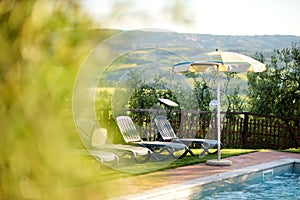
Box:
[248,43,300,118]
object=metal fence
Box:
[98,109,300,149]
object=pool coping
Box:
[112,158,300,200]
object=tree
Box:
[223,72,246,112]
[183,71,212,111]
[248,43,300,118]
[0,1,111,199]
[128,74,177,123]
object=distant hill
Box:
[184,34,300,56]
[94,29,300,56]
[86,29,300,85]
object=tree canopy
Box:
[248,43,300,118]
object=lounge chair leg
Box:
[176,149,189,159]
[134,152,152,163]
[151,146,173,161]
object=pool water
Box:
[189,172,300,200]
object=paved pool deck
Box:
[97,151,300,199]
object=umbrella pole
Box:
[206,65,231,166]
[206,65,232,166]
[217,66,221,161]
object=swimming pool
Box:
[191,170,300,199]
[113,158,300,200]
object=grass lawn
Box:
[281,148,300,153]
[79,149,258,183]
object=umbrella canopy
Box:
[173,51,266,73]
[172,50,266,162]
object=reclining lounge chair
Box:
[115,116,190,160]
[76,119,152,163]
[153,98,220,157]
[154,115,220,157]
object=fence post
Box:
[242,113,249,148]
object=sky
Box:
[81,0,300,36]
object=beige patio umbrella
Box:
[172,50,266,165]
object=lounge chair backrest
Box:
[116,116,143,143]
[154,115,178,140]
[76,118,97,147]
[76,119,108,147]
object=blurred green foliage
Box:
[0,0,116,199]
